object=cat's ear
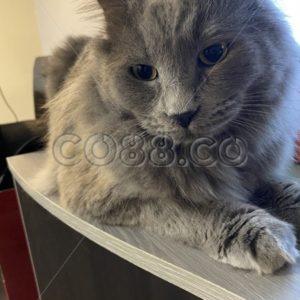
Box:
[97,0,129,37]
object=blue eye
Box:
[199,43,228,66]
[130,64,158,81]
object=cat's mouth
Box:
[138,117,223,145]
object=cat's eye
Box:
[199,43,228,66]
[130,64,158,81]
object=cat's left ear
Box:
[97,0,129,37]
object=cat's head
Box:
[95,0,293,144]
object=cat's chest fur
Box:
[97,149,247,206]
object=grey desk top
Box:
[7,152,300,300]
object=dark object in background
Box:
[0,121,45,190]
[0,121,44,300]
[0,57,48,190]
[34,57,48,120]
[0,57,48,300]
[0,189,39,300]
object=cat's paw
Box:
[248,221,299,274]
[220,214,299,274]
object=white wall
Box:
[0,0,102,125]
[0,0,42,124]
[275,0,300,44]
[34,0,102,55]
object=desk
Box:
[7,152,300,300]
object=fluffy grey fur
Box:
[42,0,300,274]
[45,36,89,98]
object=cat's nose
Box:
[173,110,198,128]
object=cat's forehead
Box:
[141,0,206,38]
[114,0,269,63]
[135,0,255,46]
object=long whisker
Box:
[229,119,261,135]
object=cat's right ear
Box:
[97,0,129,37]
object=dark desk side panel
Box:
[16,184,200,300]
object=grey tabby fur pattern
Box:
[41,0,300,274]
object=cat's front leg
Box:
[212,205,298,274]
[86,197,299,274]
[252,180,300,241]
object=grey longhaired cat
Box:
[41,0,300,274]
